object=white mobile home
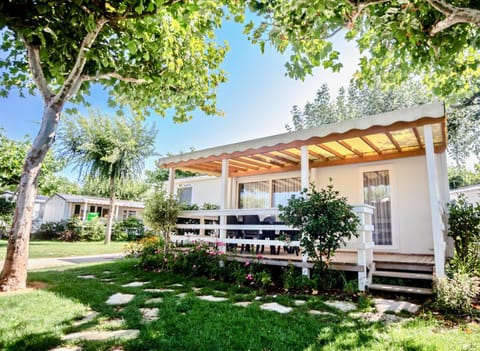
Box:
[158,103,449,290]
[42,193,144,223]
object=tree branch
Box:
[55,17,109,105]
[347,0,390,27]
[426,0,480,36]
[23,39,54,103]
[82,72,149,84]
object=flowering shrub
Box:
[433,273,480,314]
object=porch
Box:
[160,103,447,294]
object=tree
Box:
[143,189,180,254]
[247,1,480,98]
[0,131,65,194]
[57,111,156,244]
[0,1,232,291]
[449,164,480,189]
[81,176,150,201]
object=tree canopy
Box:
[57,111,156,243]
[246,1,480,98]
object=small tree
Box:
[447,194,480,274]
[143,190,180,254]
[279,183,360,268]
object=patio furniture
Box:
[241,214,261,254]
[261,216,279,254]
[226,215,242,252]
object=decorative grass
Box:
[0,240,126,260]
[0,259,478,351]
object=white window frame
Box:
[358,163,399,251]
[233,171,302,209]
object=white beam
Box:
[301,145,310,190]
[167,168,175,196]
[300,145,310,276]
[219,159,229,240]
[423,125,445,277]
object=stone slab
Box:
[106,293,135,305]
[146,297,163,304]
[198,295,228,302]
[324,300,357,312]
[234,301,252,308]
[140,307,159,322]
[122,281,148,287]
[373,298,420,314]
[144,288,174,293]
[72,311,99,327]
[260,302,292,314]
[309,310,334,316]
[294,300,306,306]
[77,275,96,279]
[49,347,82,351]
[62,329,139,341]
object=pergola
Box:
[157,102,447,276]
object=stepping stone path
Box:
[62,329,139,342]
[98,318,125,329]
[234,301,252,308]
[50,347,82,351]
[122,281,148,287]
[144,288,174,293]
[351,311,410,324]
[72,311,99,327]
[198,295,228,302]
[170,283,183,287]
[260,302,292,314]
[324,300,357,312]
[373,298,420,314]
[192,287,202,292]
[176,293,187,299]
[77,275,96,279]
[106,293,135,305]
[140,308,159,322]
[294,300,306,306]
[146,297,163,304]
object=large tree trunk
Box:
[105,176,116,244]
[0,104,61,291]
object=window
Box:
[178,186,193,205]
[272,178,301,207]
[363,170,392,245]
[74,204,81,216]
[238,177,301,209]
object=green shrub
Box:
[0,197,15,238]
[279,182,360,286]
[448,194,480,275]
[79,218,105,241]
[34,220,67,240]
[433,273,480,314]
[59,217,82,241]
[112,216,145,241]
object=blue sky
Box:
[0,18,359,176]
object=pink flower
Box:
[216,241,225,246]
[245,260,250,267]
[245,274,254,281]
[218,251,225,255]
[256,254,263,259]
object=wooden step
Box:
[368,283,432,295]
[372,270,433,280]
[374,262,433,272]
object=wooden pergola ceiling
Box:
[157,104,447,177]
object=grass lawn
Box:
[0,259,479,351]
[0,240,127,260]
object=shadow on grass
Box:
[1,331,62,351]
[24,259,397,351]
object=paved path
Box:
[0,253,125,271]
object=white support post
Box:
[115,205,120,221]
[82,201,88,221]
[300,145,310,276]
[167,168,175,196]
[424,125,446,277]
[219,159,229,250]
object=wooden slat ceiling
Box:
[159,117,447,177]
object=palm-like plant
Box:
[58,110,156,244]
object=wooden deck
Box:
[229,248,434,273]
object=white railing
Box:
[172,204,375,291]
